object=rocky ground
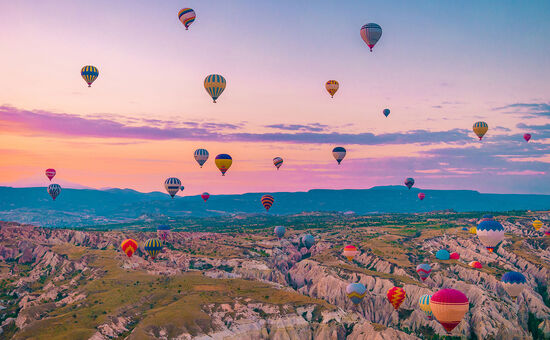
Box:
[0,210,549,339]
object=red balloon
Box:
[523,133,531,142]
[201,192,210,202]
[418,192,425,200]
[450,252,460,260]
[45,168,56,181]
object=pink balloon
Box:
[418,192,425,200]
[523,133,531,142]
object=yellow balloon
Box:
[469,227,477,235]
[533,220,543,231]
[214,154,232,176]
[325,80,339,98]
[473,121,488,140]
[204,74,226,103]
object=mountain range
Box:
[1,185,549,228]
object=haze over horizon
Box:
[1,0,549,195]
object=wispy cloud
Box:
[265,123,329,132]
[494,102,550,118]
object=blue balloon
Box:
[302,234,315,249]
[502,271,526,284]
[274,226,286,238]
[436,249,450,260]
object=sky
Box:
[1,0,549,195]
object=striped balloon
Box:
[343,245,359,261]
[121,239,138,258]
[533,220,543,231]
[332,147,346,165]
[360,23,382,52]
[325,80,339,98]
[404,177,415,189]
[178,8,196,30]
[45,168,56,181]
[204,74,226,103]
[144,238,163,259]
[261,194,274,211]
[387,287,406,310]
[346,283,367,305]
[273,157,283,170]
[419,294,433,320]
[194,149,209,167]
[47,184,61,200]
[164,177,181,198]
[473,121,488,140]
[81,65,99,87]
[416,263,432,282]
[430,289,468,335]
[215,154,232,176]
[201,192,210,202]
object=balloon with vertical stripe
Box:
[164,177,181,198]
[47,184,61,200]
[194,149,209,167]
[419,294,433,320]
[360,23,382,52]
[473,121,488,140]
[204,74,226,103]
[144,238,163,259]
[178,8,196,30]
[81,65,99,87]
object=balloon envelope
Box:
[121,239,138,257]
[204,74,226,103]
[346,283,367,305]
[164,177,181,198]
[343,245,359,261]
[476,220,504,252]
[436,249,450,260]
[387,287,406,310]
[178,8,196,30]
[157,225,171,241]
[473,121,488,140]
[325,80,339,98]
[523,133,531,142]
[274,226,286,239]
[404,178,415,189]
[450,252,460,260]
[416,263,432,281]
[81,65,99,87]
[360,23,382,51]
[47,184,61,200]
[533,220,543,231]
[502,271,526,298]
[430,289,468,334]
[332,147,346,164]
[302,234,315,249]
[419,294,433,320]
[469,261,482,269]
[383,108,390,117]
[215,154,232,176]
[45,169,56,181]
[273,157,283,170]
[261,194,274,211]
[144,238,163,259]
[418,192,425,200]
[194,149,209,167]
[201,192,210,202]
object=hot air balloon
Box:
[383,108,390,117]
[469,261,482,269]
[533,220,543,231]
[473,121,488,140]
[462,227,469,231]
[387,287,406,310]
[180,186,185,191]
[45,169,56,181]
[121,239,138,258]
[178,8,196,30]
[404,178,415,190]
[325,80,339,98]
[477,220,504,252]
[416,263,432,282]
[436,249,450,260]
[302,234,315,249]
[81,65,99,87]
[164,177,181,198]
[545,229,550,237]
[261,194,274,211]
[273,157,283,170]
[346,283,367,305]
[204,74,226,103]
[274,226,286,239]
[450,252,460,260]
[419,294,433,320]
[360,23,382,52]
[418,192,425,201]
[343,245,359,261]
[523,133,531,142]
[479,214,494,223]
[194,149,209,168]
[144,238,163,259]
[332,147,346,165]
[47,184,61,200]
[157,225,171,242]
[502,271,526,299]
[469,227,477,234]
[201,192,210,202]
[430,289,469,335]
[215,154,232,176]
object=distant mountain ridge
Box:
[1,185,549,228]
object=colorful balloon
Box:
[144,238,163,259]
[81,65,99,87]
[502,271,526,299]
[204,74,226,103]
[477,219,504,252]
[261,194,274,211]
[430,289,469,334]
[157,225,171,242]
[273,157,283,170]
[325,80,339,98]
[178,8,196,30]
[360,23,382,52]
[332,147,346,165]
[387,287,406,310]
[473,121,488,140]
[194,149,209,168]
[436,249,450,260]
[346,283,367,305]
[523,133,531,142]
[215,154,232,176]
[419,294,433,320]
[302,234,315,249]
[404,177,415,190]
[121,239,138,258]
[469,227,477,234]
[45,169,56,181]
[343,245,359,261]
[201,192,210,202]
[383,108,390,117]
[469,261,482,269]
[164,177,181,198]
[418,192,425,200]
[47,184,61,200]
[450,252,460,260]
[274,226,286,239]
[545,229,550,237]
[416,263,432,282]
[533,220,543,231]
